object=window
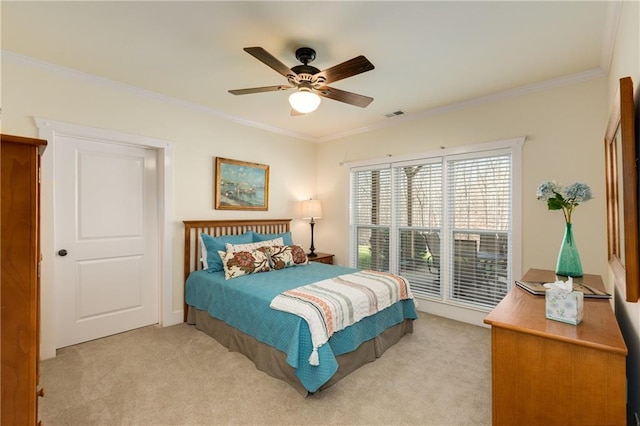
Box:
[446,153,511,307]
[351,167,391,271]
[350,139,522,310]
[394,159,443,297]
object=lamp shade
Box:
[289,90,321,114]
[301,199,323,219]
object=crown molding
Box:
[317,68,607,143]
[2,50,316,142]
[600,1,622,75]
[4,50,606,144]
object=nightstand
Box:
[307,252,334,265]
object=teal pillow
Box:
[252,231,294,246]
[201,231,253,272]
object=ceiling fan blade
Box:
[315,56,374,85]
[317,86,374,108]
[244,47,296,79]
[229,85,293,95]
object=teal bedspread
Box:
[185,262,418,392]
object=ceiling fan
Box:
[228,47,375,114]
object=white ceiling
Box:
[1,1,615,142]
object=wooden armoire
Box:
[1,134,47,425]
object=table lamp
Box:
[301,199,322,257]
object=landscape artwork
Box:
[215,157,269,210]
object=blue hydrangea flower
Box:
[536,181,561,201]
[537,181,592,223]
[564,182,593,204]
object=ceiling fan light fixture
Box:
[289,88,321,114]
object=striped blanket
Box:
[269,270,414,366]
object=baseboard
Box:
[414,296,490,328]
[162,309,184,327]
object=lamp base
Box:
[308,220,317,258]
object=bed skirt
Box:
[187,306,414,396]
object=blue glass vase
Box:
[555,222,583,277]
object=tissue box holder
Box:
[545,288,584,325]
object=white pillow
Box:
[225,237,284,253]
[200,234,209,269]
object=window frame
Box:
[348,137,524,311]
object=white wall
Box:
[1,57,317,359]
[607,1,640,422]
[317,78,609,281]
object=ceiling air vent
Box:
[384,110,406,118]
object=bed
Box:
[183,219,418,395]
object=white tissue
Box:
[544,276,583,325]
[543,276,573,292]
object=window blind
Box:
[349,139,520,312]
[393,160,443,297]
[352,167,391,271]
[446,153,511,307]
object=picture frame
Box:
[605,76,638,302]
[215,157,269,211]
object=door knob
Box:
[58,249,68,257]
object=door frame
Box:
[36,118,176,359]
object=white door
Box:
[54,135,159,348]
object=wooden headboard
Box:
[183,219,291,321]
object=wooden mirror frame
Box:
[605,76,638,302]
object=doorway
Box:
[37,119,175,357]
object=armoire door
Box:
[1,134,47,425]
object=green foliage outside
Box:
[358,244,433,270]
[357,245,372,269]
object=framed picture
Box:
[215,157,269,211]
[605,76,638,302]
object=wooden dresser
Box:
[484,268,627,426]
[1,134,47,425]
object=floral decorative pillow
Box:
[218,248,271,279]
[269,245,309,270]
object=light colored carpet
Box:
[38,312,491,425]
